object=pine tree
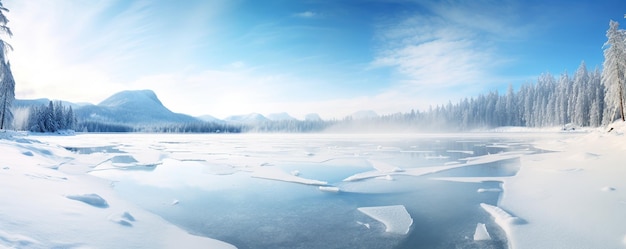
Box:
[0,1,13,130]
[602,20,626,123]
[44,101,56,132]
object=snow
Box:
[496,122,626,249]
[66,193,109,208]
[357,205,413,235]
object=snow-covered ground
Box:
[0,124,625,248]
[501,122,626,248]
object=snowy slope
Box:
[75,90,200,124]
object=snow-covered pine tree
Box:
[573,62,590,126]
[65,106,75,130]
[44,101,56,132]
[602,20,626,123]
[0,1,13,130]
[54,101,66,130]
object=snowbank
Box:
[499,121,626,249]
[0,134,236,249]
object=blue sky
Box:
[3,0,626,119]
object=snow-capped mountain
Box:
[224,113,269,124]
[75,90,200,124]
[267,112,297,121]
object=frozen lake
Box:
[39,133,555,249]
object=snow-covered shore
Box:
[0,131,236,249]
[499,122,626,248]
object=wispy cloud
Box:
[293,11,318,19]
[372,0,528,96]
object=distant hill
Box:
[74,90,200,124]
[13,99,86,109]
[196,114,222,123]
[350,110,379,119]
[304,113,322,121]
[224,113,269,124]
[13,90,331,131]
[267,112,297,121]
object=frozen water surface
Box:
[39,133,548,248]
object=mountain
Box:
[304,113,322,121]
[267,112,297,121]
[224,113,269,124]
[75,90,200,124]
[350,110,379,120]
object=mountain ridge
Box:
[15,90,329,126]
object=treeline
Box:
[73,121,243,133]
[241,119,329,133]
[26,101,76,132]
[354,62,605,131]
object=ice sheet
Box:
[357,205,413,235]
[19,129,626,248]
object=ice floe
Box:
[251,166,328,185]
[477,188,502,193]
[473,223,491,241]
[318,186,340,192]
[357,205,413,235]
[480,203,525,226]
